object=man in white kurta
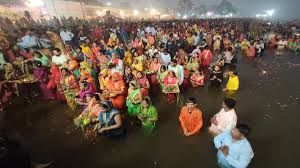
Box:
[209,98,237,136]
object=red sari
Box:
[163,75,178,103]
[47,64,65,101]
[108,72,126,111]
[80,72,97,93]
[182,69,190,90]
[149,62,161,85]
[190,73,204,87]
[137,75,150,98]
[200,49,212,67]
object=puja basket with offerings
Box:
[162,84,180,94]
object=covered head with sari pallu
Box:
[126,80,142,116]
[147,57,161,85]
[60,68,79,111]
[107,72,126,111]
[137,96,158,135]
[136,71,150,98]
[163,70,180,103]
[98,68,111,91]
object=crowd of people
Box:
[0,14,300,168]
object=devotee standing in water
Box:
[168,59,184,85]
[98,100,124,139]
[214,124,254,168]
[179,97,203,137]
[137,97,158,135]
[210,65,223,88]
[209,98,237,137]
[223,71,239,99]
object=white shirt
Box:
[52,54,69,67]
[254,42,264,53]
[159,52,171,67]
[277,40,287,49]
[60,31,74,43]
[193,35,200,46]
[18,35,38,49]
[214,108,237,132]
[224,51,234,64]
[111,59,124,75]
[168,64,184,85]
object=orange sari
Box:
[108,72,126,111]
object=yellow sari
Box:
[99,68,111,91]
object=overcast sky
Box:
[109,0,300,19]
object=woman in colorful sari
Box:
[123,67,135,87]
[74,93,101,130]
[64,45,76,59]
[247,44,256,57]
[241,39,250,54]
[123,47,133,67]
[47,64,65,101]
[91,42,101,58]
[182,68,190,90]
[137,97,158,135]
[186,56,199,72]
[132,37,142,48]
[199,46,212,68]
[33,60,55,100]
[98,100,125,139]
[190,69,205,87]
[81,43,97,67]
[98,68,111,92]
[80,72,97,93]
[163,71,179,103]
[213,33,222,52]
[110,52,124,75]
[136,71,150,98]
[175,49,187,66]
[107,72,126,111]
[147,57,161,85]
[131,57,144,76]
[60,68,79,111]
[156,65,168,89]
[68,59,81,80]
[80,61,98,91]
[78,81,94,104]
[126,81,142,116]
[96,54,109,69]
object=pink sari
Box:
[163,75,177,103]
[149,62,160,84]
[190,74,204,87]
[137,76,150,98]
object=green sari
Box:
[157,70,168,89]
[138,104,158,135]
[126,87,142,116]
[34,55,50,67]
[186,61,199,72]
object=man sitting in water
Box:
[179,97,203,137]
[214,124,254,168]
[209,98,237,137]
[98,100,124,139]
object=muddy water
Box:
[2,50,300,168]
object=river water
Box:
[2,49,300,168]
